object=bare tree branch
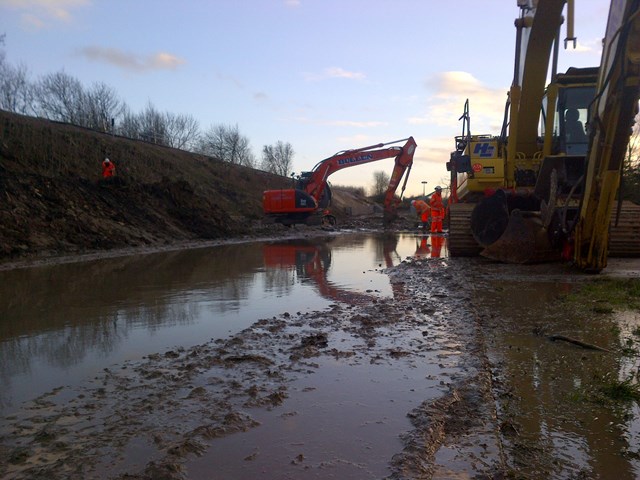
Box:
[261,141,294,177]
[197,124,255,166]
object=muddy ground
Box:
[0,110,380,264]
[1,239,639,479]
[2,110,640,478]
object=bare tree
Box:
[0,61,34,115]
[197,124,255,166]
[34,70,85,124]
[137,102,167,145]
[164,112,200,150]
[261,141,294,177]
[84,82,125,132]
[372,170,390,196]
[196,124,226,159]
[117,107,141,139]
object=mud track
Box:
[0,253,509,479]
[1,247,639,479]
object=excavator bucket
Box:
[470,190,560,264]
[480,209,560,263]
[383,209,399,228]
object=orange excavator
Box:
[263,137,417,227]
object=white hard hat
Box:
[104,158,110,163]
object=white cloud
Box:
[21,13,45,29]
[335,134,372,145]
[408,71,506,133]
[79,46,186,72]
[1,0,89,29]
[325,67,364,80]
[284,0,300,7]
[303,66,365,81]
[572,37,602,55]
[413,136,454,165]
[324,120,387,128]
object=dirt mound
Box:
[0,110,293,261]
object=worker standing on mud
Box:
[429,186,444,233]
[102,157,116,179]
[411,199,430,230]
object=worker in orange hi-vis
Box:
[411,199,430,230]
[102,157,116,179]
[429,186,444,233]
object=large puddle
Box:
[3,234,639,478]
[0,232,447,416]
[468,265,640,478]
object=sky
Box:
[0,0,610,197]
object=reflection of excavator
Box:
[263,137,417,227]
[447,0,640,272]
[262,237,405,304]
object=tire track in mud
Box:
[0,257,506,479]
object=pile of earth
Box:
[0,110,387,264]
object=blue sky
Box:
[0,0,608,196]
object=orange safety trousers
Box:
[430,209,443,233]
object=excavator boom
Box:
[263,137,417,227]
[573,0,640,271]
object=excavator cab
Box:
[542,67,597,157]
[470,68,600,263]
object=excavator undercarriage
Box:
[449,195,640,263]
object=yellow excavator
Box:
[447,0,640,272]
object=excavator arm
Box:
[302,137,417,208]
[573,0,640,271]
[264,137,417,226]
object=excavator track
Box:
[447,203,482,257]
[609,202,640,257]
[448,200,640,259]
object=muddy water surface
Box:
[0,232,442,416]
[469,263,640,478]
[3,234,638,479]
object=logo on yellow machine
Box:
[472,163,483,173]
[472,142,496,158]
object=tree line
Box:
[0,35,293,176]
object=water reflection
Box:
[263,234,407,304]
[0,233,430,414]
[412,234,446,259]
[475,280,640,477]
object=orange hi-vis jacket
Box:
[429,192,444,220]
[102,160,116,178]
[413,199,430,222]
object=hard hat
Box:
[104,158,110,163]
[411,200,416,205]
[435,185,442,191]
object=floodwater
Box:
[2,232,640,478]
[0,232,446,416]
[469,264,640,478]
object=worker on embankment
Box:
[429,186,444,233]
[102,157,116,179]
[411,199,430,230]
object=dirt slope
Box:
[0,110,300,261]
